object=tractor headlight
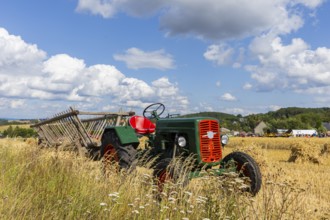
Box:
[221,134,229,146]
[178,136,187,147]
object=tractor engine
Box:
[153,117,224,165]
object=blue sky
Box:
[1,0,330,118]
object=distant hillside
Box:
[182,107,330,133]
[0,119,36,126]
[182,112,238,121]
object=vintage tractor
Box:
[32,103,262,195]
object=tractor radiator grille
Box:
[199,120,222,163]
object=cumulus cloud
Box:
[247,35,330,94]
[0,28,189,115]
[243,83,252,90]
[76,0,325,40]
[0,28,46,75]
[113,48,175,70]
[204,44,234,66]
[0,98,25,109]
[221,93,237,101]
[76,0,166,18]
[76,0,116,18]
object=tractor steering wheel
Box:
[143,103,165,119]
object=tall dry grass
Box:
[0,137,329,219]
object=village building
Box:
[254,121,267,136]
[322,122,330,136]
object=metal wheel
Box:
[153,158,190,193]
[221,151,262,195]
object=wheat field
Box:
[0,137,329,219]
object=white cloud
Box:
[76,0,166,18]
[216,81,221,87]
[10,99,25,109]
[151,77,189,112]
[247,35,330,94]
[222,107,245,115]
[76,0,325,40]
[268,105,282,111]
[0,28,46,75]
[0,98,25,109]
[243,83,252,90]
[76,0,116,18]
[204,44,234,66]
[0,28,189,116]
[221,93,237,101]
[113,47,175,70]
[43,54,85,83]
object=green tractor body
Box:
[153,117,223,166]
[102,103,260,195]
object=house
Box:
[254,121,267,136]
[322,122,330,136]
[220,127,230,134]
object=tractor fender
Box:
[103,126,139,147]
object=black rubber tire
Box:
[100,130,137,171]
[221,151,262,196]
[153,158,190,192]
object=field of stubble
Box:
[0,137,329,219]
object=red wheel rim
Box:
[158,170,170,192]
[103,144,119,175]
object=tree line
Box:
[1,125,37,138]
[183,107,330,133]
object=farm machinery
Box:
[31,103,262,195]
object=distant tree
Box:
[2,126,37,138]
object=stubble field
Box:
[0,137,329,219]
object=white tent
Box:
[291,129,317,137]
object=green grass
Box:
[1,138,329,219]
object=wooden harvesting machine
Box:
[31,107,134,158]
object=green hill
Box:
[182,107,330,133]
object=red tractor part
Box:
[129,116,156,134]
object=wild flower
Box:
[184,191,192,196]
[132,210,139,214]
[108,192,119,198]
[100,202,107,206]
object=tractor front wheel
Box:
[101,130,137,175]
[153,158,190,193]
[221,151,262,195]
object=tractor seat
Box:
[129,116,156,135]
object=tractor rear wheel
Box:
[221,151,262,195]
[101,130,137,174]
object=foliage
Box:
[2,125,37,138]
[183,107,330,132]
